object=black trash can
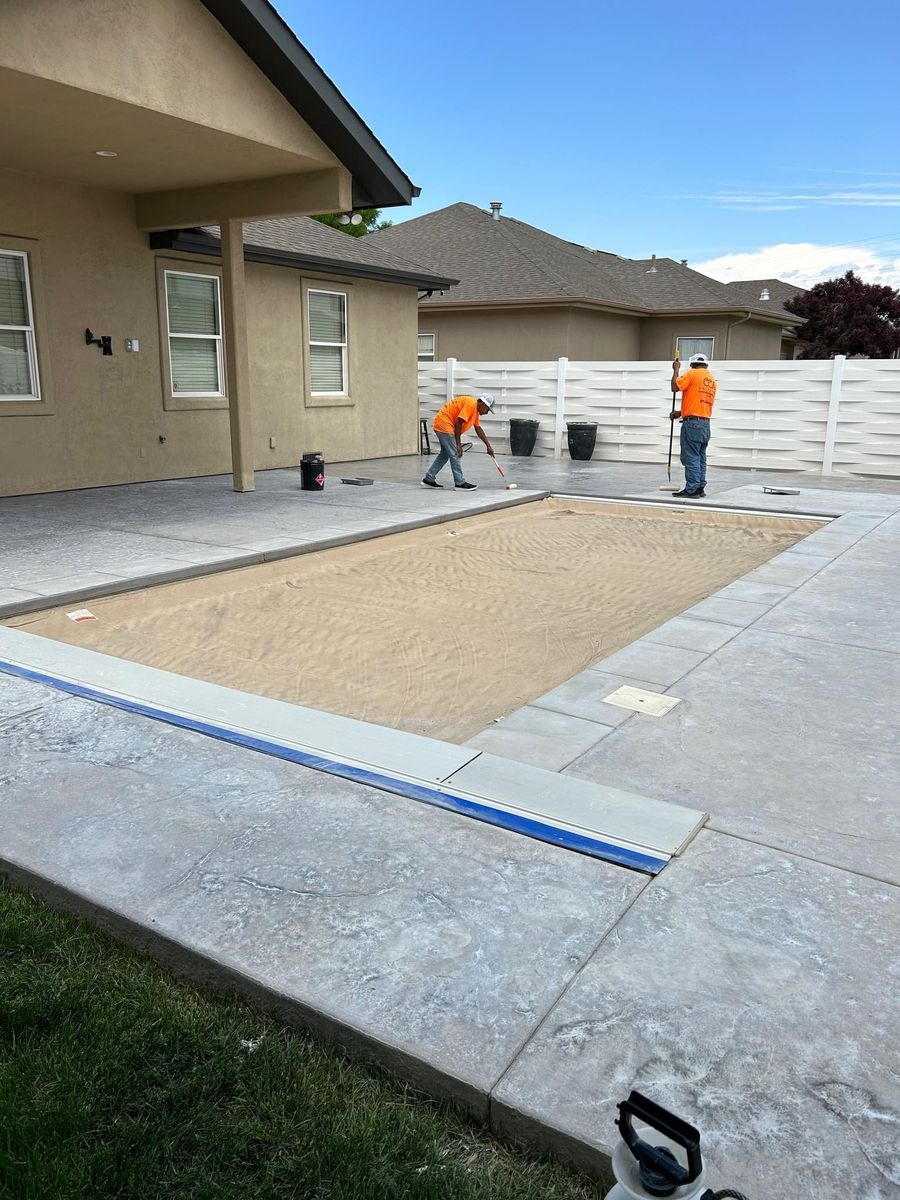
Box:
[509,417,540,457]
[566,421,598,461]
[300,451,325,491]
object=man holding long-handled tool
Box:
[669,353,717,498]
[422,393,497,491]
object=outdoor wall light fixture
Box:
[85,328,113,355]
[338,212,363,225]
[95,150,118,157]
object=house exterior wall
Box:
[639,316,732,361]
[563,308,642,360]
[418,306,641,362]
[638,315,785,361]
[420,307,785,363]
[0,170,417,497]
[418,308,571,362]
[728,319,788,359]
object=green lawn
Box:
[0,883,599,1200]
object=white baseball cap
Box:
[689,353,709,366]
[477,392,495,410]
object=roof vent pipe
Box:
[680,259,688,266]
[760,287,771,300]
[646,254,658,274]
[489,201,502,220]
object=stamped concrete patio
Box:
[2,457,899,1200]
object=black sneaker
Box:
[421,477,442,488]
[455,481,478,490]
[696,488,707,497]
[673,488,700,498]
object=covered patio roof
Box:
[0,0,419,228]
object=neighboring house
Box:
[0,0,451,498]
[370,203,805,364]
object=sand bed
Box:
[10,500,819,742]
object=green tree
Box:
[311,209,393,238]
[785,270,900,358]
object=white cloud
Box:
[693,242,900,289]
[699,185,900,209]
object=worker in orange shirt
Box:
[423,392,496,491]
[670,353,717,497]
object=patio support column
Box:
[220,218,255,493]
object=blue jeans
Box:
[680,418,710,492]
[426,431,466,485]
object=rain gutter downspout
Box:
[724,309,753,358]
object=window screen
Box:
[309,290,347,394]
[165,272,223,395]
[0,252,39,400]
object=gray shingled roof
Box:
[197,217,456,289]
[369,203,802,322]
[723,278,806,315]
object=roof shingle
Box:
[370,203,802,321]
[198,216,456,288]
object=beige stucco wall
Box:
[563,308,642,360]
[0,170,417,497]
[639,315,785,361]
[639,316,732,361]
[419,306,641,361]
[419,308,570,361]
[0,0,336,164]
[421,307,786,362]
[728,319,789,360]
[248,266,418,465]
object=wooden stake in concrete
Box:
[220,218,255,493]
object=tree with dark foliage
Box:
[785,270,900,358]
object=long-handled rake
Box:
[660,374,680,492]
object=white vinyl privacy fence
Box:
[418,357,900,478]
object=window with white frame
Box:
[164,270,224,396]
[417,332,435,362]
[308,289,347,394]
[0,250,40,400]
[675,335,715,361]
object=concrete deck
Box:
[2,457,899,1199]
[0,467,544,618]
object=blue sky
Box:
[276,0,900,285]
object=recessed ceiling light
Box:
[95,150,118,157]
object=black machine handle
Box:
[616,1090,703,1196]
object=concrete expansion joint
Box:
[706,825,900,889]
[484,873,654,1101]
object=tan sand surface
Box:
[10,500,820,742]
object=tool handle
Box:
[616,1091,703,1185]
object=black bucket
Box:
[300,451,325,491]
[566,422,598,461]
[509,417,540,457]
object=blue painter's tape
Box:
[0,658,667,875]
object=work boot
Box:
[455,481,478,490]
[421,477,442,488]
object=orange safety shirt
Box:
[433,395,481,435]
[676,368,717,418]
